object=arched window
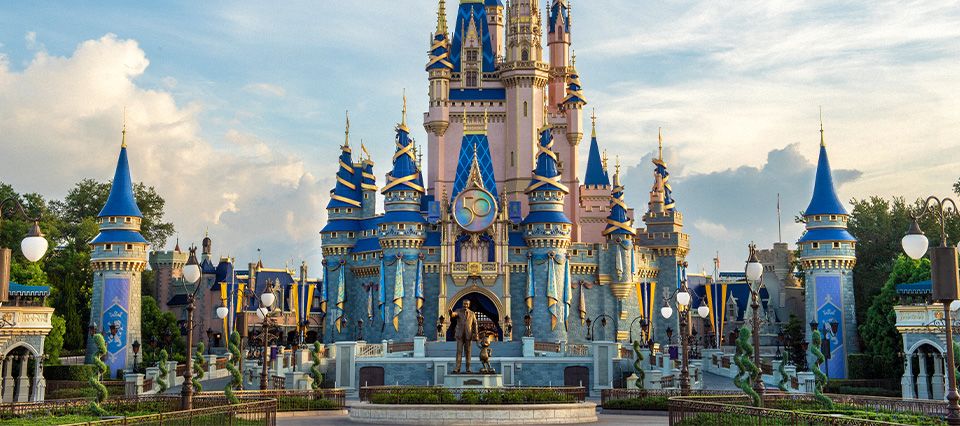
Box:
[521,48,529,61]
[466,71,479,88]
[523,101,528,117]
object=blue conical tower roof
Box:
[382,101,424,195]
[603,164,635,236]
[327,113,362,209]
[526,127,569,194]
[450,1,496,73]
[584,115,609,187]
[804,127,847,216]
[98,131,142,218]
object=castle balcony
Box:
[450,262,499,286]
[0,306,54,338]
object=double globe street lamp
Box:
[178,246,206,410]
[660,262,710,395]
[901,196,960,425]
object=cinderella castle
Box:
[85,0,861,386]
[320,0,686,347]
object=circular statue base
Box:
[349,402,598,425]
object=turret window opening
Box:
[466,49,479,63]
[523,102,528,117]
[334,208,341,213]
[812,242,820,249]
[830,215,837,221]
[109,217,117,223]
[399,224,406,230]
[545,223,552,229]
[815,215,822,221]
[105,244,112,251]
[364,193,369,199]
[126,244,133,251]
[833,242,841,249]
[125,217,131,223]
[348,232,355,239]
[331,232,338,239]
[511,151,516,167]
[347,208,353,213]
[521,48,529,61]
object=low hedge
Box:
[44,364,95,381]
[368,388,575,405]
[602,396,669,411]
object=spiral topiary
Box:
[156,349,169,393]
[777,351,789,392]
[192,342,206,392]
[734,326,761,406]
[632,340,645,390]
[225,331,242,404]
[953,341,960,381]
[310,342,324,390]
[810,329,833,408]
[88,334,109,416]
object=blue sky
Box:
[1,1,959,274]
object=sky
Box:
[1,1,958,274]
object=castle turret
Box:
[577,112,612,242]
[503,0,549,206]
[640,129,688,345]
[523,122,571,342]
[87,124,148,377]
[799,118,857,379]
[425,0,454,196]
[547,0,571,112]
[603,160,641,340]
[360,145,378,218]
[321,113,361,341]
[485,0,505,59]
[379,96,427,340]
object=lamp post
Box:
[628,316,650,345]
[744,243,765,396]
[132,340,141,372]
[0,197,49,303]
[586,314,614,341]
[177,246,205,411]
[254,281,278,390]
[902,196,960,425]
[658,265,710,395]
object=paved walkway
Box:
[277,411,668,425]
[702,371,738,390]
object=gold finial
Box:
[590,108,597,138]
[361,139,372,162]
[613,156,622,186]
[436,0,448,35]
[418,143,424,169]
[121,107,127,148]
[602,149,609,171]
[344,110,351,147]
[615,155,621,174]
[571,49,577,67]
[657,127,663,161]
[401,89,408,130]
[819,106,825,147]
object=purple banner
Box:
[102,278,130,378]
[815,276,845,378]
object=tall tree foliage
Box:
[0,179,174,353]
[858,255,930,379]
[847,196,960,349]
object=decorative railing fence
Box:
[359,386,587,404]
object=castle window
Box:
[466,49,479,63]
[521,48,529,61]
[812,242,820,249]
[428,248,436,254]
[833,242,841,249]
[523,102,528,117]
[511,225,519,231]
[364,193,369,199]
[830,215,837,221]
[417,224,423,231]
[109,217,117,223]
[348,232,355,239]
[125,217,131,223]
[587,250,594,256]
[104,244,112,251]
[511,151,515,167]
[126,244,133,250]
[334,208,341,214]
[545,223,552,229]
[815,215,822,221]
[331,232,338,239]
[347,208,353,213]
[465,71,479,88]
[398,224,406,230]
[514,249,521,255]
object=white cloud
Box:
[0,34,330,268]
[243,83,286,98]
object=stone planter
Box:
[349,402,598,425]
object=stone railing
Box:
[387,341,414,353]
[566,344,590,357]
[357,343,384,358]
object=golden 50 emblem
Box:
[453,188,498,232]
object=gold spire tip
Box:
[590,109,597,137]
[344,110,351,147]
[401,89,408,128]
[657,127,663,160]
[819,106,825,147]
[121,107,128,148]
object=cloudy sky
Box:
[1,1,958,273]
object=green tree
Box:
[858,255,930,380]
[782,314,806,370]
[45,314,67,365]
[140,296,186,363]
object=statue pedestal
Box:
[444,373,504,388]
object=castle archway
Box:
[447,291,502,342]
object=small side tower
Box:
[379,96,427,340]
[640,130,688,346]
[320,113,361,342]
[148,242,186,313]
[87,124,148,377]
[425,0,453,196]
[522,121,572,343]
[603,159,640,341]
[799,118,857,379]
[486,0,505,59]
[360,145,378,218]
[578,111,612,243]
